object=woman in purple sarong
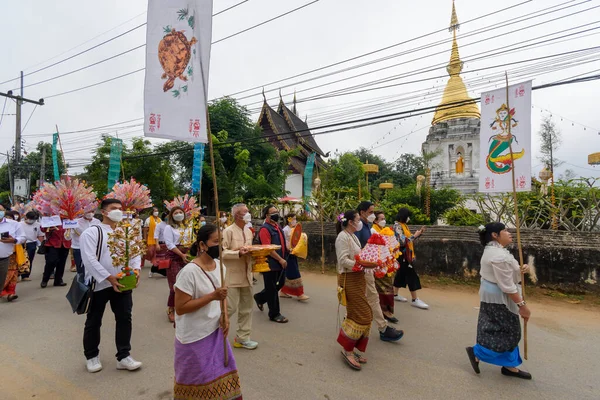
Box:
[173,223,242,400]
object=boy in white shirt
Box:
[80,199,142,374]
[20,211,44,281]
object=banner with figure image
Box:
[479,81,532,193]
[144,0,213,143]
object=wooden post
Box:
[505,72,528,360]
[205,111,228,367]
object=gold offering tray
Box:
[247,245,281,273]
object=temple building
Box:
[257,94,327,199]
[421,0,481,194]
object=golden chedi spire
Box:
[431,0,480,125]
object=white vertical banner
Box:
[479,80,532,193]
[144,0,213,143]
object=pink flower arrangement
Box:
[32,179,98,219]
[105,178,152,211]
[164,194,200,217]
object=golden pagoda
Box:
[431,0,480,125]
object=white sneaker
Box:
[86,357,103,373]
[116,356,142,371]
[148,271,153,278]
[411,298,429,309]
[394,295,408,302]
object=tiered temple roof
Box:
[257,95,326,174]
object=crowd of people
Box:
[0,197,534,399]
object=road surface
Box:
[1,258,599,400]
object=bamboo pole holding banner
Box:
[505,72,528,360]
[205,110,229,367]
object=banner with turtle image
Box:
[478,80,532,193]
[144,0,213,144]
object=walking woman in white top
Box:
[173,223,242,400]
[163,206,192,324]
[466,222,533,380]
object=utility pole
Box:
[40,145,46,187]
[6,152,14,204]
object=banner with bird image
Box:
[144,0,213,143]
[479,80,532,193]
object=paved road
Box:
[1,257,599,400]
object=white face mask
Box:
[173,213,185,222]
[407,217,411,223]
[354,220,364,232]
[85,213,94,220]
[153,211,159,217]
[26,219,35,224]
[367,214,376,223]
[242,213,252,223]
[107,209,123,222]
[377,220,386,228]
[220,217,227,223]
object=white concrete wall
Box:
[285,174,303,199]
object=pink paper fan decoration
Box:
[163,194,200,217]
[105,178,152,211]
[32,179,98,219]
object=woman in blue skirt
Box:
[466,222,533,380]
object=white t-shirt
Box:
[20,220,42,243]
[71,217,101,249]
[154,221,167,242]
[174,261,225,344]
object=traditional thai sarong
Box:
[337,272,372,352]
[1,252,30,297]
[374,274,395,314]
[281,254,304,297]
[473,279,522,367]
[166,247,189,308]
[174,328,242,400]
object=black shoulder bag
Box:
[66,225,102,315]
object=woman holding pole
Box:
[466,222,532,380]
[173,223,242,399]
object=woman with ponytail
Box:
[173,224,242,399]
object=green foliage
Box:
[322,152,364,197]
[380,184,461,224]
[383,203,429,225]
[80,137,178,205]
[443,206,485,226]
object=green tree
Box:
[381,183,461,224]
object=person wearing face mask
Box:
[335,210,374,370]
[40,215,72,288]
[222,203,258,350]
[0,209,27,302]
[143,207,162,275]
[356,202,404,343]
[254,205,288,323]
[149,211,169,278]
[20,211,44,281]
[163,206,193,323]
[466,222,532,380]
[219,212,229,230]
[280,213,310,301]
[80,198,142,373]
[370,211,399,323]
[173,223,242,399]
[393,208,428,309]
[71,211,101,275]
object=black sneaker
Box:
[379,326,404,342]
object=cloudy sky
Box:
[1,0,599,179]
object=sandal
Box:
[353,352,367,364]
[253,294,264,312]
[7,294,18,302]
[341,351,361,370]
[279,293,292,298]
[167,307,175,323]
[465,347,480,374]
[298,294,310,302]
[270,315,289,323]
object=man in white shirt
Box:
[80,199,142,374]
[0,203,26,290]
[72,212,101,275]
[20,211,44,281]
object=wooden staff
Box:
[504,72,528,360]
[205,110,229,367]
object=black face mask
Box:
[206,245,220,259]
[270,213,280,222]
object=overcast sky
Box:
[1,0,599,180]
